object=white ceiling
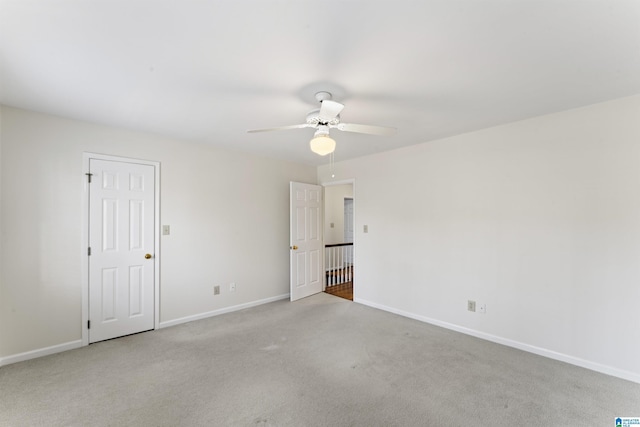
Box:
[1,0,640,166]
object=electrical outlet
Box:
[467,300,476,312]
[162,225,170,235]
[363,225,369,233]
[479,304,486,314]
[229,282,236,292]
[214,285,220,295]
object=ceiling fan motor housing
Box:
[306,109,340,126]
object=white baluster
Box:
[340,246,344,285]
[324,247,328,287]
[327,247,331,287]
[334,246,338,286]
[348,246,351,282]
[328,247,332,287]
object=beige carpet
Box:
[1,293,639,426]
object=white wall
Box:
[318,94,640,382]
[0,106,316,360]
[324,184,353,244]
[0,107,3,358]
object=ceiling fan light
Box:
[309,135,336,156]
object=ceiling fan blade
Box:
[334,123,397,136]
[247,123,315,133]
[318,100,344,122]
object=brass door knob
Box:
[145,253,152,259]
[290,245,298,250]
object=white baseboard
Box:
[158,293,290,329]
[0,294,290,367]
[0,340,83,367]
[355,298,640,385]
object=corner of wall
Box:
[0,105,5,357]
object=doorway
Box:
[82,153,160,345]
[323,181,355,301]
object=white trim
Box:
[81,153,161,346]
[320,178,354,187]
[355,298,640,385]
[0,294,287,366]
[0,340,83,367]
[158,294,290,329]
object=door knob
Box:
[145,253,153,259]
[290,245,298,250]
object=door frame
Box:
[81,153,161,346]
[321,178,356,296]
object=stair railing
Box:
[325,243,354,287]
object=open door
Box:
[290,182,324,301]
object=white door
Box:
[88,159,155,343]
[290,182,323,301]
[344,198,354,264]
[344,198,354,243]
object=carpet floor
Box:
[1,293,639,426]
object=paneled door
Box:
[344,198,354,264]
[290,182,323,301]
[88,159,155,343]
[344,198,354,243]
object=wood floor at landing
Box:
[324,282,353,301]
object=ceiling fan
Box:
[248,91,396,156]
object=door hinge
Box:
[88,247,92,256]
[88,320,91,329]
[85,173,93,183]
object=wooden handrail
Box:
[324,242,354,248]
